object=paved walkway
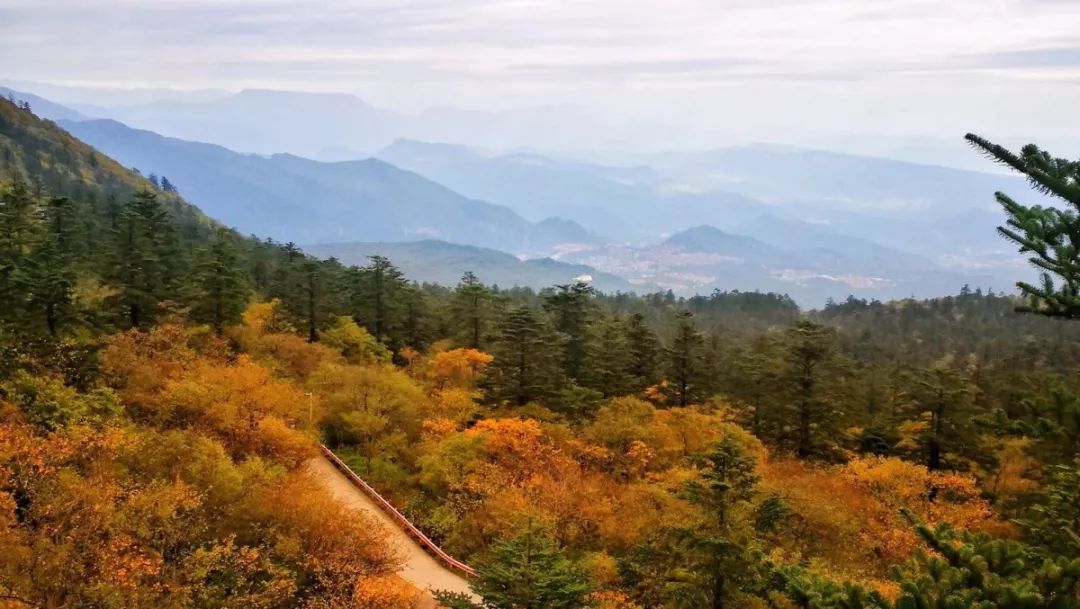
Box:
[307,457,478,607]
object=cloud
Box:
[3,0,1080,142]
[966,46,1080,69]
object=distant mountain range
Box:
[58,118,592,253]
[37,88,612,159]
[1,86,88,122]
[6,85,1041,304]
[305,240,636,293]
[560,224,1005,305]
[373,138,1036,255]
[636,144,1030,218]
[376,138,770,240]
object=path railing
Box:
[320,445,477,578]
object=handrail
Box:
[320,445,477,578]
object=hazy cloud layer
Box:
[3,0,1080,144]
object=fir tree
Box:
[668,311,704,407]
[543,281,595,381]
[110,189,175,328]
[269,242,327,341]
[782,320,839,458]
[967,134,1080,318]
[483,305,565,407]
[190,228,250,335]
[904,355,979,471]
[581,315,634,397]
[0,178,39,326]
[625,312,662,391]
[349,255,408,346]
[22,196,78,335]
[471,521,593,609]
[451,271,496,349]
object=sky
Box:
[3,0,1080,150]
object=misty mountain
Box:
[0,86,87,122]
[562,223,1002,306]
[376,138,768,239]
[662,225,785,261]
[305,240,636,293]
[58,118,591,252]
[639,144,1033,218]
[74,89,403,158]
[734,214,937,274]
[64,88,615,159]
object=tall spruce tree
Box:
[451,271,496,349]
[903,355,979,471]
[190,228,250,335]
[581,315,635,397]
[110,189,176,328]
[668,311,705,407]
[471,521,592,609]
[271,243,332,342]
[350,255,408,346]
[625,312,662,391]
[543,281,595,381]
[0,178,39,327]
[22,196,78,335]
[782,320,839,458]
[967,134,1080,318]
[483,305,565,407]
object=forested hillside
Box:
[1,96,1079,609]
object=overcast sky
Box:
[3,0,1080,147]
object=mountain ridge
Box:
[57,117,593,253]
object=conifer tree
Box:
[471,521,592,609]
[22,196,78,334]
[625,312,662,391]
[967,134,1080,318]
[904,355,979,471]
[684,437,764,609]
[728,334,782,437]
[451,271,496,349]
[581,315,634,397]
[349,255,408,345]
[543,281,595,381]
[271,243,331,342]
[782,320,839,458]
[1023,457,1080,557]
[669,311,705,407]
[190,228,250,335]
[110,189,175,328]
[483,305,565,406]
[0,178,39,326]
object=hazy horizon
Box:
[5,0,1080,158]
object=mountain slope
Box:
[0,86,88,122]
[561,223,1004,306]
[662,225,784,260]
[376,138,769,238]
[306,240,635,293]
[58,118,591,252]
[0,98,207,229]
[79,88,404,157]
[735,214,936,273]
[0,97,632,323]
[641,144,1034,217]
